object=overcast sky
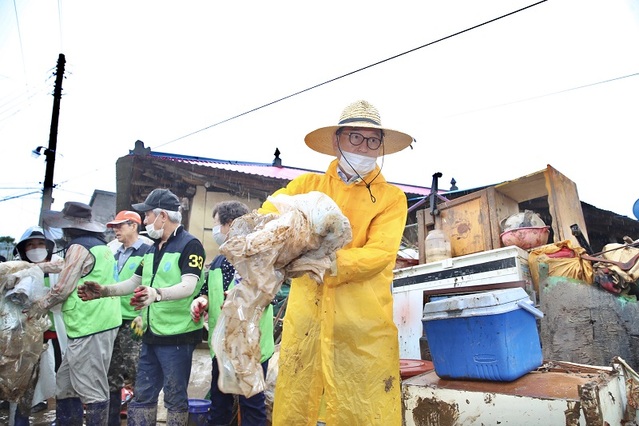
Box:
[1,0,638,242]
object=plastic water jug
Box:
[425,230,451,263]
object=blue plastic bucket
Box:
[187,399,211,426]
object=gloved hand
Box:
[77,281,105,301]
[130,316,144,339]
[190,296,208,322]
[24,299,49,320]
[130,286,160,310]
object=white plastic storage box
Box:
[422,288,543,381]
[393,246,531,296]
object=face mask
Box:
[145,215,164,240]
[339,151,377,177]
[26,248,48,263]
[212,225,227,246]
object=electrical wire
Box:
[451,71,639,117]
[9,2,548,195]
[0,191,40,202]
[11,0,28,91]
[154,0,548,150]
[0,82,51,124]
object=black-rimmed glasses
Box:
[342,132,383,150]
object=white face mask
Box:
[212,225,227,246]
[26,248,48,263]
[338,151,377,177]
[145,215,164,240]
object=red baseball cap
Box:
[107,210,142,227]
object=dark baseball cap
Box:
[132,189,181,212]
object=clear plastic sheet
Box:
[0,261,50,406]
[264,345,279,422]
[213,191,352,397]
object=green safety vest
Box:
[207,256,274,362]
[140,231,204,336]
[61,236,122,339]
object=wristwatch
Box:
[155,288,163,302]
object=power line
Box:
[154,0,548,150]
[451,71,639,117]
[0,82,51,124]
[11,0,28,90]
[0,191,40,203]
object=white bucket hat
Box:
[304,100,414,156]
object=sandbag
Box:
[528,240,594,293]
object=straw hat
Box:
[42,201,106,233]
[304,100,414,156]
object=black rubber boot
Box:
[55,397,84,426]
[126,401,158,426]
[166,409,189,426]
[107,390,122,426]
[85,400,109,426]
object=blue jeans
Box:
[210,358,269,426]
[132,342,196,412]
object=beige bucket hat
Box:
[304,100,414,156]
[42,201,106,232]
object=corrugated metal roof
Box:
[151,151,432,196]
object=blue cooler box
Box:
[422,288,543,382]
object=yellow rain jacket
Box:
[259,160,406,426]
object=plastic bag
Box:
[5,266,49,307]
[32,341,56,404]
[212,191,352,397]
[0,261,50,403]
[264,344,279,423]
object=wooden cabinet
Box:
[417,165,588,264]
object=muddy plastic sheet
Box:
[0,261,50,406]
[213,191,352,397]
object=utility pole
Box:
[38,53,65,226]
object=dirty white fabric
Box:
[212,191,351,397]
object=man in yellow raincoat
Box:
[259,100,414,425]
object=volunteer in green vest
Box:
[29,202,121,426]
[78,188,206,426]
[191,200,274,426]
[104,210,153,425]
